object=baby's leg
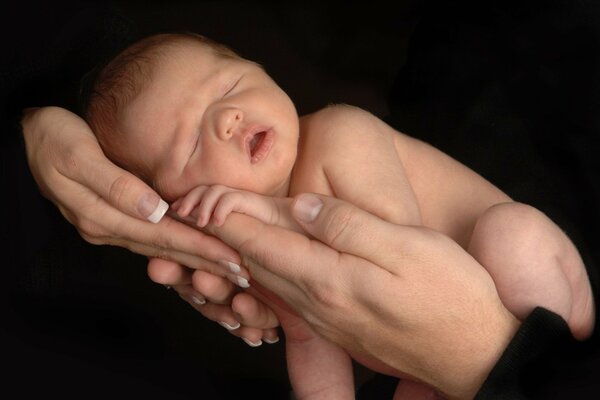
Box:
[468,202,594,340]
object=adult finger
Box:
[231,291,280,329]
[210,213,332,302]
[176,286,240,329]
[79,202,241,268]
[147,258,193,285]
[43,107,169,224]
[211,193,419,284]
[148,259,248,302]
[290,193,439,271]
[76,149,169,223]
[192,270,237,304]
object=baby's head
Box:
[83,32,299,201]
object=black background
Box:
[2,1,600,398]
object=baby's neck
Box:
[271,174,292,197]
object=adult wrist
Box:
[441,305,521,400]
[474,307,571,399]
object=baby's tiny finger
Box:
[178,186,209,217]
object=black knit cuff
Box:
[475,307,571,399]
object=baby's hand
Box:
[172,184,281,228]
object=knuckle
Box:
[79,231,103,245]
[308,281,345,312]
[151,237,171,256]
[209,184,226,194]
[323,205,355,248]
[58,143,82,175]
[222,191,242,205]
[108,174,136,207]
[76,217,104,242]
[304,289,348,338]
[153,246,171,261]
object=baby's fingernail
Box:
[218,321,241,331]
[242,338,263,347]
[219,260,241,274]
[171,198,182,211]
[264,337,280,344]
[191,295,206,305]
[227,274,250,288]
[139,193,169,223]
[293,194,323,223]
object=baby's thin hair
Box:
[80,32,242,176]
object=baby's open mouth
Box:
[249,131,266,157]
[247,128,274,164]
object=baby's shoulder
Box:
[300,103,378,134]
[299,104,393,151]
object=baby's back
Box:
[395,132,511,247]
[296,105,511,248]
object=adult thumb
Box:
[86,160,169,224]
[291,193,399,259]
[112,172,169,223]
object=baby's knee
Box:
[470,202,550,257]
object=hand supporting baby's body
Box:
[174,185,454,400]
[174,182,594,399]
[173,184,360,399]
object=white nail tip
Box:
[242,338,263,347]
[263,337,280,344]
[147,199,169,223]
[236,276,250,288]
[218,321,241,331]
[227,262,241,274]
[192,295,206,305]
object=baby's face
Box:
[120,42,300,200]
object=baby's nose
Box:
[216,108,243,140]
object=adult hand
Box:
[210,193,521,399]
[21,106,279,341]
[148,258,281,346]
[21,106,243,292]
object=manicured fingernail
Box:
[293,194,323,222]
[139,193,169,223]
[227,274,250,288]
[192,295,206,305]
[219,260,241,274]
[264,337,280,344]
[242,338,263,347]
[218,321,241,331]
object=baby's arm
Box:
[174,184,356,400]
[173,184,302,231]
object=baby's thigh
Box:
[467,202,584,324]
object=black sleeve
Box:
[476,308,573,400]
